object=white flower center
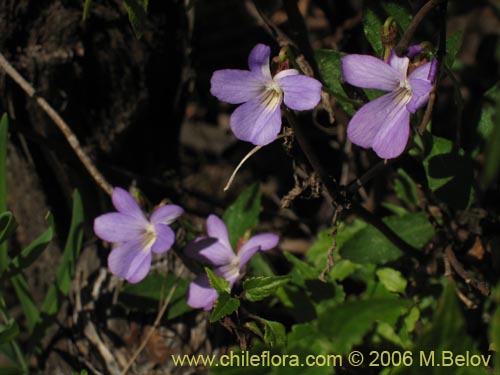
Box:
[143,225,158,249]
[261,81,283,112]
[396,78,413,104]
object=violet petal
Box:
[406,79,433,113]
[408,61,432,81]
[371,98,411,159]
[206,215,232,251]
[230,95,282,146]
[406,45,423,59]
[184,237,235,266]
[94,212,147,243]
[238,233,279,268]
[248,44,272,81]
[151,224,175,254]
[341,54,401,91]
[347,92,400,149]
[150,204,184,225]
[210,70,265,104]
[112,187,147,220]
[108,238,152,283]
[187,274,218,310]
[276,74,322,111]
[389,53,410,78]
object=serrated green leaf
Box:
[0,212,16,247]
[243,276,290,302]
[262,319,286,348]
[0,114,9,273]
[315,49,356,115]
[245,321,264,339]
[123,0,149,39]
[210,292,239,322]
[119,273,191,319]
[223,183,261,249]
[205,268,230,295]
[340,213,434,264]
[319,298,410,354]
[329,259,359,281]
[0,320,19,345]
[422,134,474,209]
[363,6,383,57]
[376,267,407,293]
[395,168,419,206]
[283,252,317,285]
[446,31,463,69]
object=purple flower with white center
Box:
[185,215,279,310]
[341,51,437,159]
[93,187,184,284]
[210,43,322,146]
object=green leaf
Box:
[29,191,84,348]
[210,292,239,323]
[0,320,19,345]
[363,6,383,57]
[398,282,489,375]
[476,82,500,150]
[445,31,463,69]
[6,214,53,276]
[82,0,92,21]
[0,114,9,273]
[119,273,191,319]
[422,134,474,209]
[205,268,230,295]
[243,276,290,302]
[482,95,500,186]
[223,183,261,249]
[376,267,407,293]
[381,1,412,30]
[283,251,317,285]
[261,319,286,348]
[123,0,149,39]
[319,298,410,354]
[305,228,335,269]
[394,168,419,206]
[0,212,16,247]
[11,276,39,332]
[315,49,356,115]
[0,365,24,375]
[340,213,435,264]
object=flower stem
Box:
[395,0,447,57]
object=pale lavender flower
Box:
[210,44,322,146]
[185,215,279,310]
[94,187,184,283]
[341,51,436,159]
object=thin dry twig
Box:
[444,246,490,297]
[120,281,179,375]
[443,251,476,309]
[0,52,113,195]
[84,322,122,375]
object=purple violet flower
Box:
[94,187,184,284]
[341,51,436,159]
[185,215,279,310]
[210,44,322,146]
